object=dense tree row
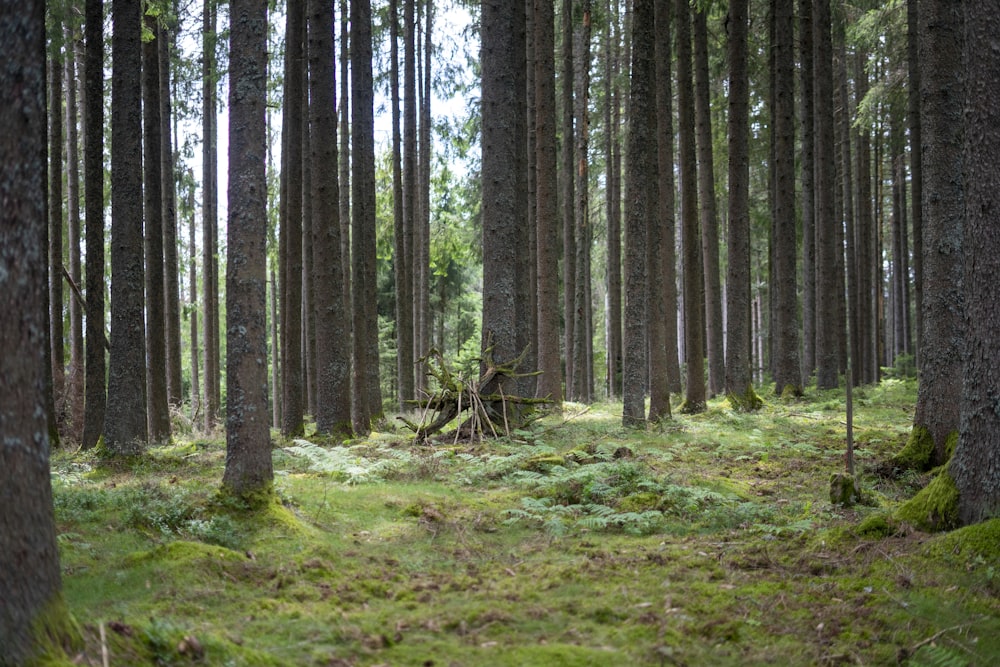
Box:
[5,0,1000,657]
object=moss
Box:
[926,517,1000,562]
[678,399,707,415]
[218,480,276,511]
[727,384,764,412]
[618,492,661,512]
[856,513,896,538]
[778,384,803,399]
[522,454,567,472]
[893,425,935,471]
[895,470,960,531]
[25,593,82,666]
[829,473,858,506]
[943,430,959,460]
[124,540,247,567]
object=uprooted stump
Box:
[398,348,553,443]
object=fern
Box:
[910,643,969,667]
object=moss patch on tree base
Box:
[894,426,958,472]
[895,469,960,531]
[829,473,858,506]
[726,385,763,412]
[26,593,82,666]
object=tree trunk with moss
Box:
[952,0,1000,526]
[223,0,273,499]
[898,0,964,472]
[1,2,79,657]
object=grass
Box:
[50,378,1000,666]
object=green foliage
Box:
[896,470,960,531]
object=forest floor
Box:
[52,378,1000,666]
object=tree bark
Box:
[603,0,622,399]
[143,15,171,443]
[1,5,76,657]
[49,38,66,428]
[280,0,304,437]
[676,0,705,413]
[64,30,84,442]
[799,0,815,385]
[906,0,964,468]
[82,0,107,450]
[223,0,273,499]
[570,0,592,403]
[105,0,148,454]
[693,7,724,398]
[561,0,576,397]
[622,0,654,427]
[352,0,382,432]
[310,0,353,439]
[724,0,757,410]
[954,0,999,525]
[907,0,923,367]
[203,0,220,429]
[534,0,563,404]
[160,22,183,409]
[813,0,839,390]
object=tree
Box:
[561,0,576,396]
[534,0,563,404]
[603,0,623,399]
[953,0,1000,525]
[570,0,593,403]
[104,0,148,454]
[143,14,171,443]
[82,0,106,450]
[65,26,85,439]
[771,0,801,396]
[49,30,66,426]
[160,17,183,408]
[813,0,840,390]
[724,0,759,411]
[646,0,670,423]
[280,0,305,438]
[352,0,382,431]
[677,0,705,414]
[480,0,530,403]
[0,0,79,659]
[898,0,964,470]
[693,6,724,397]
[799,0,815,384]
[391,0,415,408]
[310,0,353,439]
[907,0,923,365]
[223,0,273,499]
[622,0,654,427]
[203,0,221,429]
[654,0,681,396]
[404,0,418,393]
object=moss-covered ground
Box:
[51,379,1000,666]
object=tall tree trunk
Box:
[403,0,418,394]
[890,109,907,363]
[813,0,839,390]
[907,0,922,367]
[417,0,434,389]
[724,0,758,410]
[303,52,317,419]
[561,0,576,396]
[676,0,705,413]
[280,0,304,437]
[105,0,148,453]
[693,7,724,398]
[309,0,352,439]
[82,0,106,450]
[902,0,964,469]
[0,2,77,655]
[771,0,801,396]
[570,0,592,403]
[187,183,200,422]
[203,0,220,429]
[160,23,183,408]
[351,0,382,431]
[480,0,530,408]
[798,0,815,385]
[143,15,170,443]
[622,0,654,427]
[223,0,273,499]
[391,0,414,407]
[836,31,859,388]
[49,39,65,427]
[65,29,84,441]
[603,0,622,399]
[654,0,680,396]
[853,48,876,385]
[953,0,999,525]
[535,0,563,404]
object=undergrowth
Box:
[49,378,1000,666]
